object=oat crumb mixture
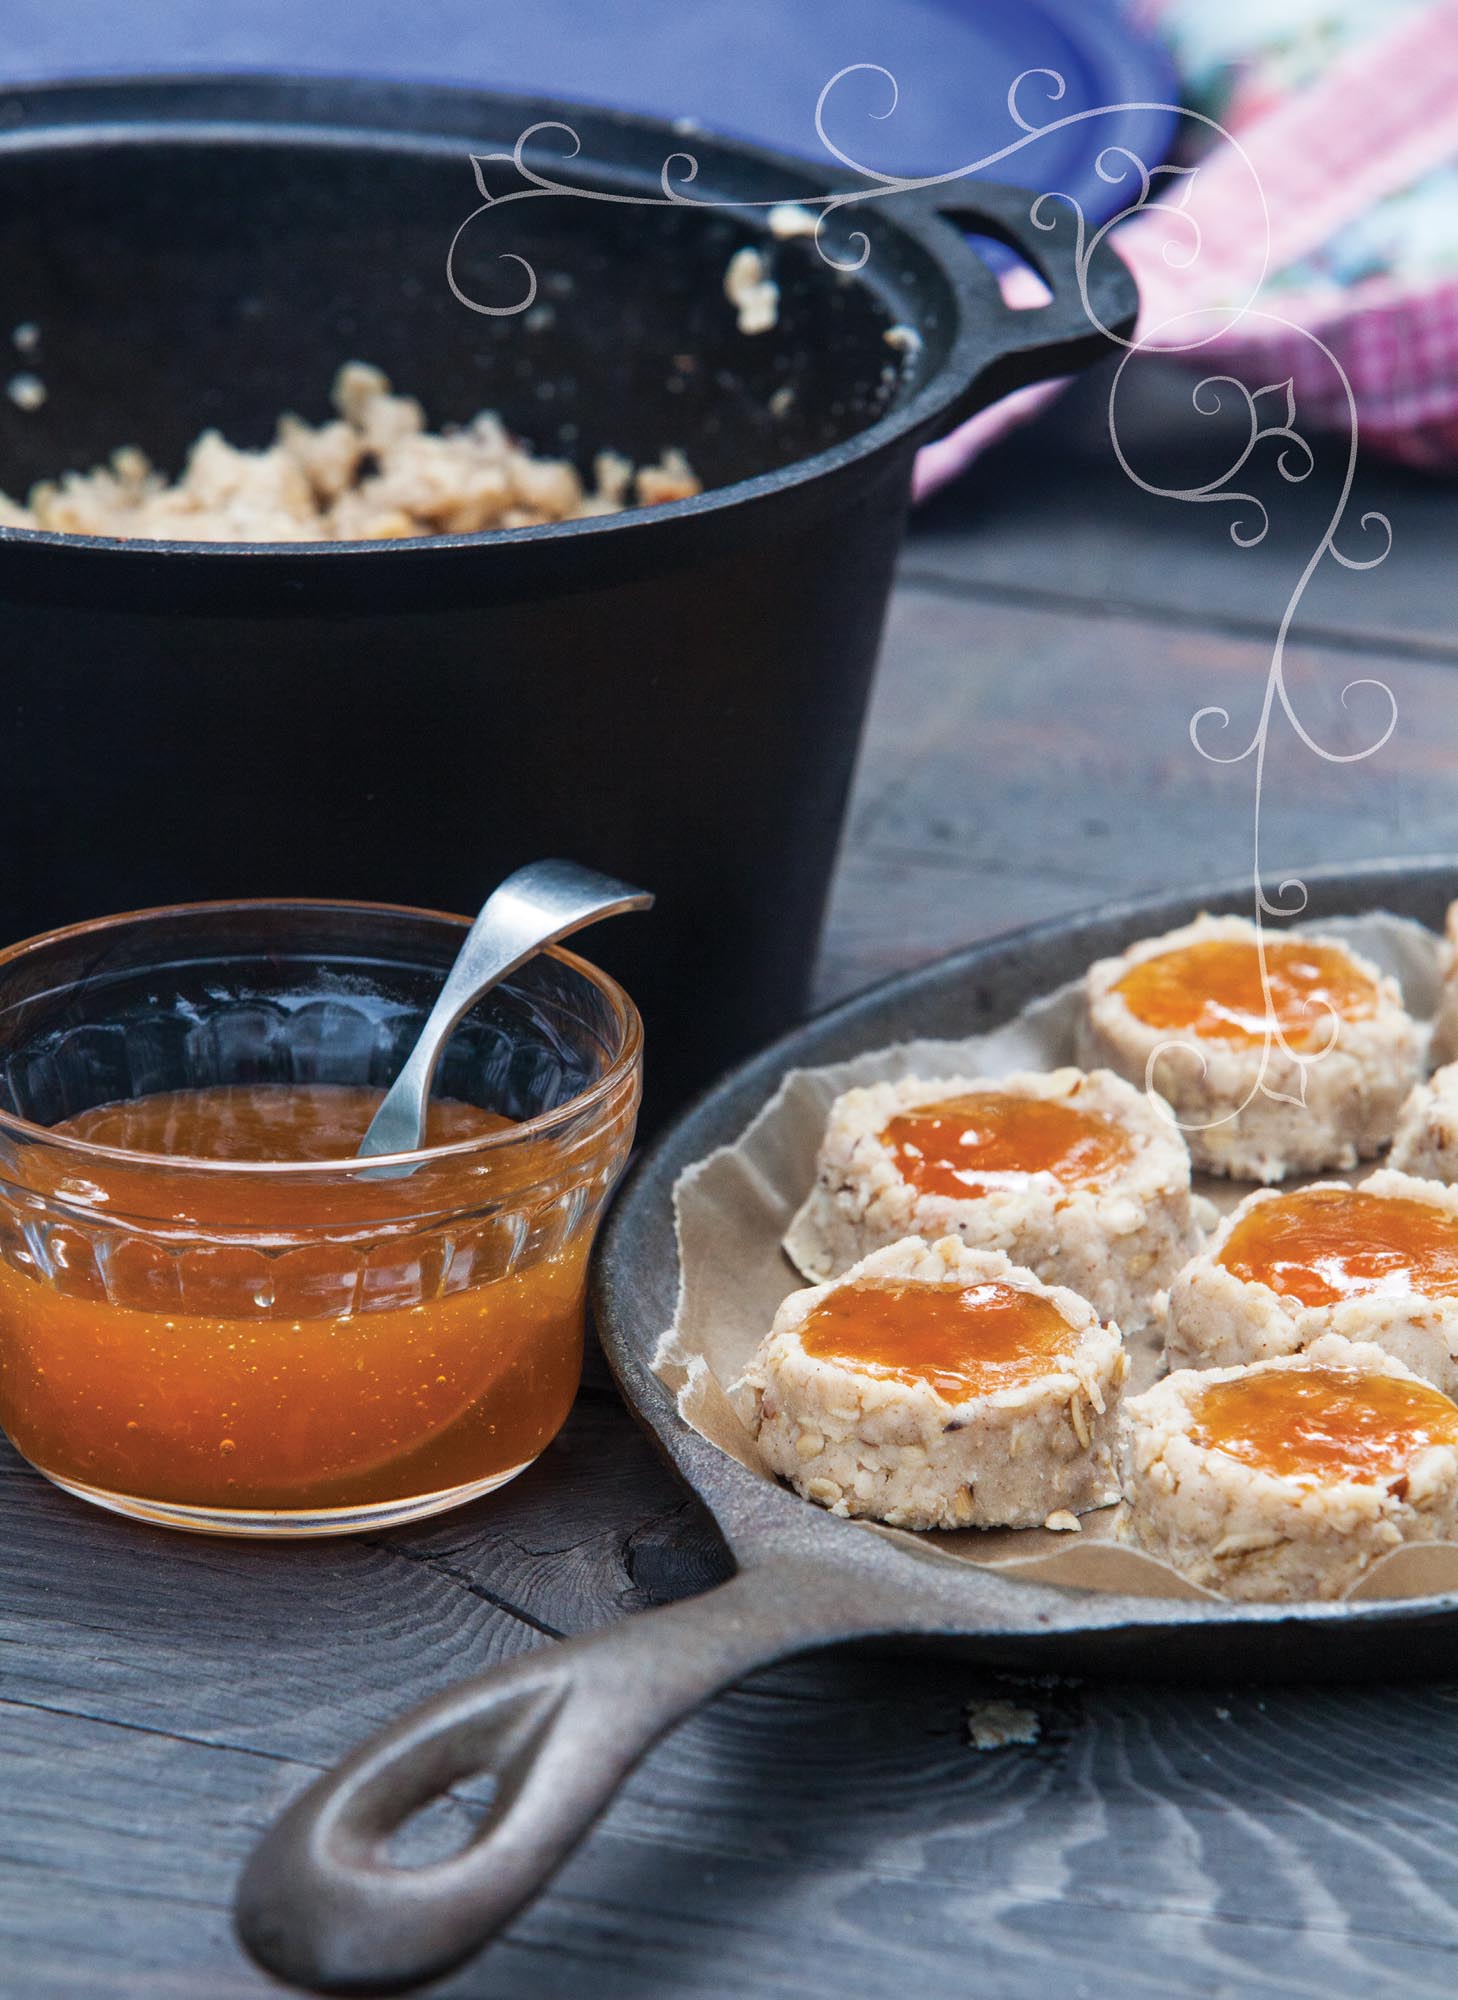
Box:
[0,361,701,542]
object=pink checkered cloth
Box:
[914,0,1458,496]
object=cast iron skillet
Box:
[238,858,1458,1994]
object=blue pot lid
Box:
[7,0,1177,226]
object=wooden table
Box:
[9,361,1458,1999]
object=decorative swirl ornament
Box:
[446,66,1394,1130]
[1108,336,1391,1128]
[446,65,1264,317]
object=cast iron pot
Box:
[0,76,1135,1119]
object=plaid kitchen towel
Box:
[916,0,1458,492]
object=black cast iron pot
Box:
[0,76,1135,1118]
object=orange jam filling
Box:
[882,1091,1133,1200]
[1187,1364,1458,1484]
[1217,1186,1458,1308]
[1113,936,1377,1046]
[799,1279,1076,1402]
[0,1084,594,1512]
[51,1083,513,1160]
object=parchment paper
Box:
[654,913,1458,1603]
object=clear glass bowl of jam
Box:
[0,900,642,1535]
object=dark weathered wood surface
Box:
[821,360,1458,1003]
[8,360,1458,1999]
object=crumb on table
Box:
[966,1699,1041,1750]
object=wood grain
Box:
[817,588,1458,1003]
[819,391,1458,1005]
[906,361,1457,659]
[8,359,1458,1999]
[14,1636,1458,1998]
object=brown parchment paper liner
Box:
[655,913,1458,1604]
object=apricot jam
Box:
[1218,1187,1458,1308]
[883,1090,1133,1199]
[799,1279,1076,1402]
[52,1083,512,1160]
[1187,1364,1458,1484]
[0,1084,588,1516]
[1114,936,1377,1046]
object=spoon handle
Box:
[358,859,652,1161]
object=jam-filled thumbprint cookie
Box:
[1165,1171,1458,1393]
[1118,1338,1458,1600]
[1078,913,1418,1182]
[1390,1060,1458,1183]
[738,1236,1126,1532]
[787,1066,1203,1331]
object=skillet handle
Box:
[235,1559,911,1995]
[914,179,1139,435]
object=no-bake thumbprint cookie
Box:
[787,1067,1202,1331]
[1118,1338,1458,1600]
[1078,913,1418,1182]
[738,1236,1126,1532]
[1427,901,1458,1068]
[1165,1172,1458,1393]
[1390,1061,1458,1183]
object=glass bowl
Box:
[0,900,642,1536]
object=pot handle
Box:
[235,1557,923,1995]
[915,179,1139,435]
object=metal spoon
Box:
[357,858,653,1169]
